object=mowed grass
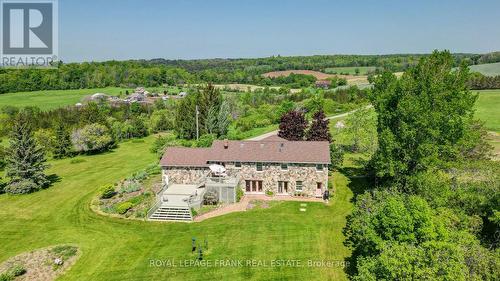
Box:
[324,66,376,75]
[469,62,500,77]
[0,87,130,111]
[0,135,353,280]
[475,90,500,132]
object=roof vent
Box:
[223,139,229,149]
[279,143,284,152]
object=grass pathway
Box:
[0,136,355,280]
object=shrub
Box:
[144,163,161,175]
[0,273,13,281]
[9,265,26,277]
[128,170,148,181]
[236,187,244,202]
[69,158,86,164]
[203,190,219,205]
[100,184,116,199]
[71,123,113,153]
[4,180,39,194]
[116,202,133,214]
[120,182,141,193]
[196,134,216,148]
[265,190,274,196]
[191,208,198,217]
[51,245,77,259]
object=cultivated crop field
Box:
[469,62,500,76]
[261,70,369,86]
[324,66,376,75]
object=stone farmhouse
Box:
[148,136,330,221]
[160,136,330,197]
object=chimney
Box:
[223,139,229,149]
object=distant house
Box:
[134,87,146,94]
[315,80,331,89]
[126,93,146,102]
[90,93,109,101]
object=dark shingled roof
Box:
[160,147,212,167]
[160,140,330,167]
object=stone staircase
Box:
[148,205,193,222]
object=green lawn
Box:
[324,66,376,75]
[0,88,129,111]
[0,86,188,111]
[475,90,500,132]
[469,62,500,77]
[0,135,354,280]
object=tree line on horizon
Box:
[1,52,496,94]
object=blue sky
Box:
[59,0,500,62]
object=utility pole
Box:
[196,105,199,140]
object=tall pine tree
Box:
[306,110,331,141]
[278,110,308,141]
[53,122,72,159]
[6,114,49,189]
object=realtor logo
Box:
[1,0,58,67]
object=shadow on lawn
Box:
[338,156,376,278]
[47,174,61,184]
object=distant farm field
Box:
[262,70,370,86]
[324,66,376,75]
[475,89,500,132]
[262,70,338,80]
[469,62,500,76]
[0,88,128,111]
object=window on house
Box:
[256,162,263,171]
[235,162,241,168]
[296,181,303,191]
[316,164,323,171]
[281,163,288,170]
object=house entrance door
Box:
[278,181,288,194]
[246,180,263,193]
[315,182,323,197]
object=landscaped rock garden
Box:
[93,163,163,219]
[0,245,79,281]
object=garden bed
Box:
[92,163,162,219]
[0,245,79,281]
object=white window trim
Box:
[296,181,303,191]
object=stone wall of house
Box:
[225,163,329,197]
[162,163,329,197]
[162,167,209,186]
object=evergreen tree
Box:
[5,114,49,189]
[217,101,231,137]
[198,84,222,135]
[306,110,331,141]
[278,110,308,141]
[53,122,72,159]
[174,91,198,139]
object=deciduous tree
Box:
[306,110,331,141]
[369,51,478,183]
[278,110,308,141]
